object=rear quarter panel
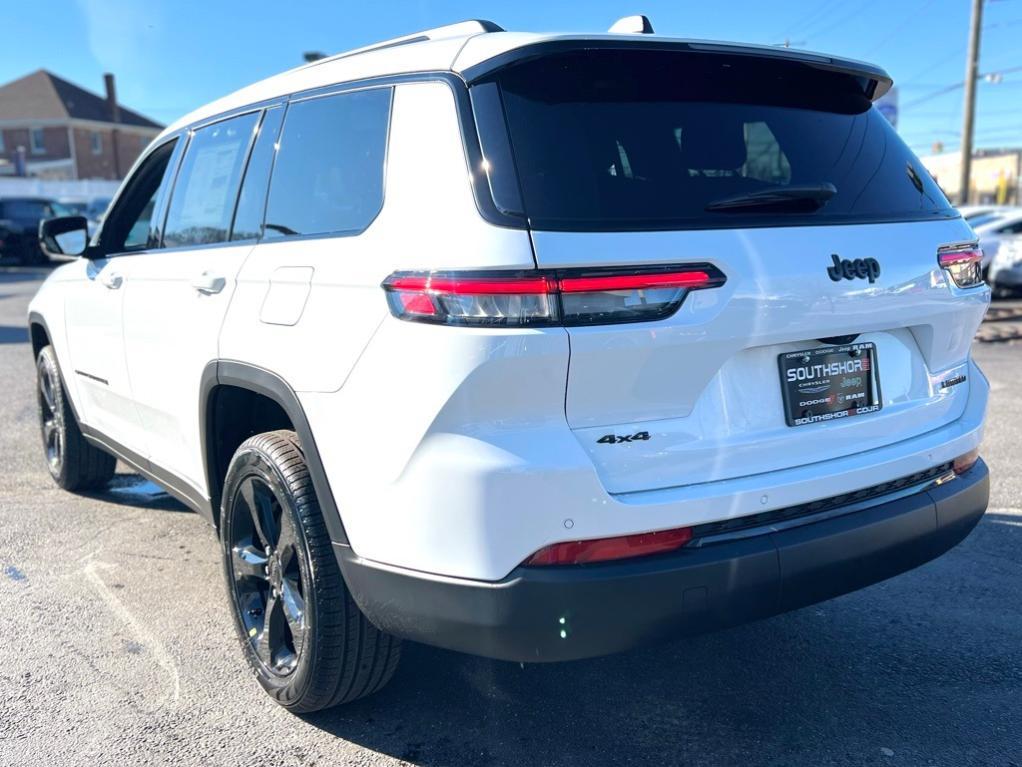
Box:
[218,80,535,393]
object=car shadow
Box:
[83,473,190,513]
[299,512,1022,766]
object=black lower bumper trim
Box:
[335,461,989,663]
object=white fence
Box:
[0,177,122,200]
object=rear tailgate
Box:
[482,45,988,494]
[534,221,987,493]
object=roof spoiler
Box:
[463,38,893,101]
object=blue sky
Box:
[4,0,1021,156]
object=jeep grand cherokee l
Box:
[29,19,990,712]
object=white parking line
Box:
[81,557,181,704]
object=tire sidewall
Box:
[35,347,68,485]
[220,442,322,708]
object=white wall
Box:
[0,177,121,200]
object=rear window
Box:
[483,49,953,231]
[263,87,391,239]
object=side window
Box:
[264,88,391,239]
[163,111,259,248]
[101,138,180,255]
[124,187,160,249]
[231,107,284,241]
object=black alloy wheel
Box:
[37,355,63,473]
[227,472,308,677]
[34,345,115,490]
[221,431,401,711]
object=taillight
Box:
[938,244,984,288]
[382,265,726,327]
[524,527,693,566]
[953,447,981,475]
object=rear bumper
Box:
[336,460,988,663]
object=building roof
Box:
[0,70,162,129]
[162,19,890,138]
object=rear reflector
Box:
[382,265,726,327]
[524,527,693,566]
[938,244,984,288]
[953,447,981,475]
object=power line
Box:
[901,64,1022,109]
[863,0,940,57]
[899,47,966,87]
[801,0,880,42]
[773,0,843,40]
[897,10,1022,88]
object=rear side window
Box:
[264,88,391,239]
[483,49,953,231]
[231,107,284,241]
[163,111,259,248]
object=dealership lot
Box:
[0,268,1020,767]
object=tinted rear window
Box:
[264,87,391,239]
[486,50,952,231]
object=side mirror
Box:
[39,215,89,260]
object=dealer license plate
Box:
[778,342,882,427]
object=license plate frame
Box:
[778,342,882,427]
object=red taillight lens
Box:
[938,244,984,288]
[524,527,693,566]
[382,266,725,327]
[558,271,713,292]
[953,447,981,475]
[384,273,559,326]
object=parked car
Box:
[972,208,1022,277]
[59,196,113,230]
[0,197,74,264]
[30,18,990,713]
[982,214,1022,294]
[958,204,1013,229]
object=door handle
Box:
[191,271,226,295]
[100,271,123,290]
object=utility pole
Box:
[958,0,984,205]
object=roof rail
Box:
[305,20,504,69]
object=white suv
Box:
[30,19,990,712]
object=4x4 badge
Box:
[827,254,881,283]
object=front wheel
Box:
[220,430,401,712]
[35,345,115,490]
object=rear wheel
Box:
[35,345,115,491]
[221,430,401,712]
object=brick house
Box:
[0,70,163,180]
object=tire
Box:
[220,430,401,712]
[35,345,116,491]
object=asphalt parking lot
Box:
[0,267,1020,767]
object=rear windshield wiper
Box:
[705,183,837,213]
